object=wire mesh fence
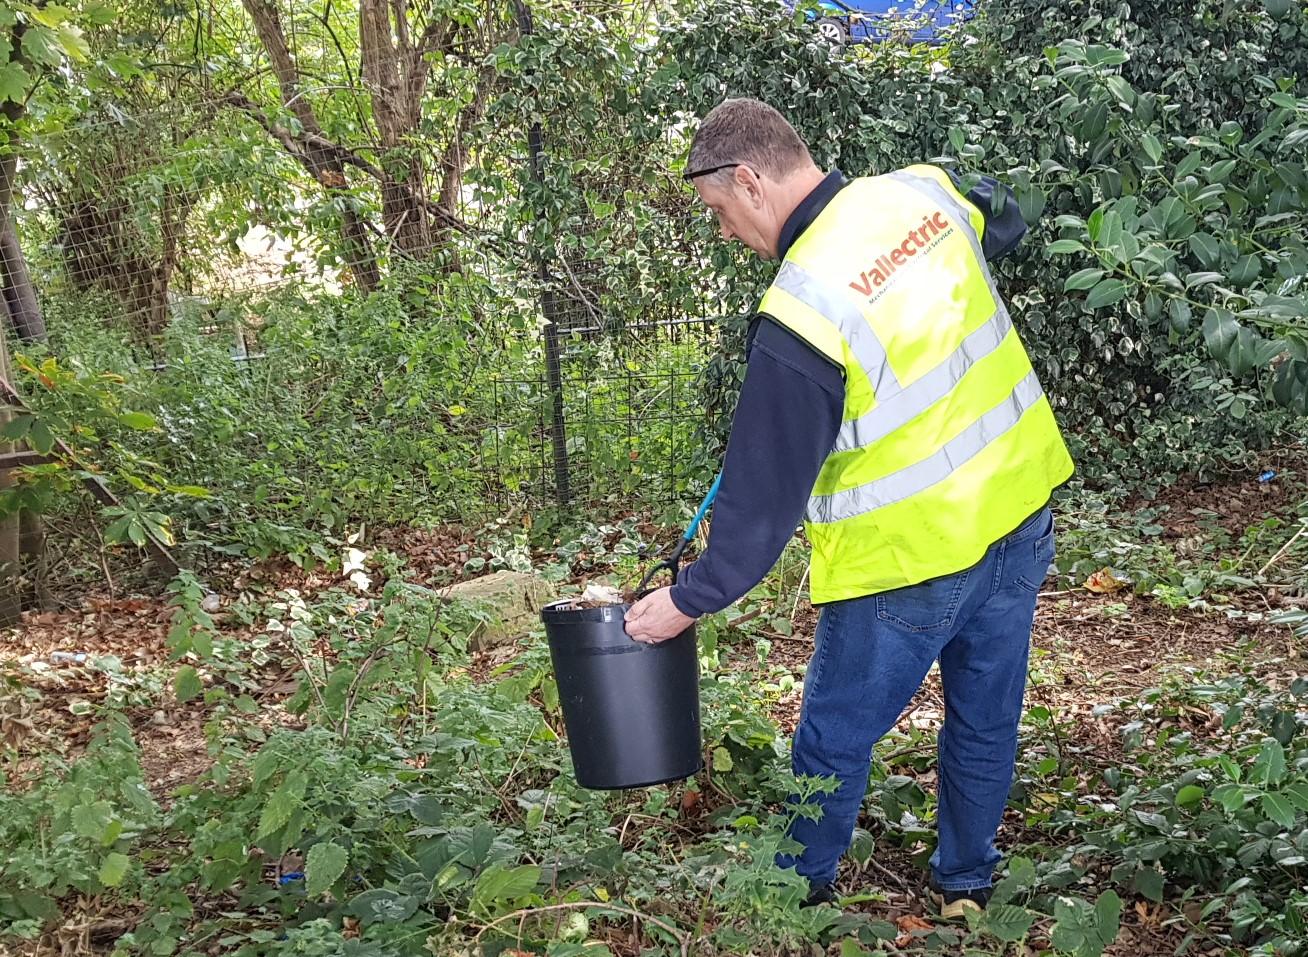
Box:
[15,121,720,518]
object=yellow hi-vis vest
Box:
[758,164,1074,604]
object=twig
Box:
[339,644,385,741]
[470,901,690,957]
[471,751,520,823]
[726,609,762,630]
[281,639,330,717]
[1258,522,1307,578]
[790,562,811,623]
[865,854,909,890]
[90,517,116,600]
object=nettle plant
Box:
[1022,674,1308,954]
[0,355,207,546]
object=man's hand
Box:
[625,587,696,644]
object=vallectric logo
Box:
[848,211,954,296]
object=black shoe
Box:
[801,882,838,908]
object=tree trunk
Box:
[0,316,20,627]
[0,219,44,342]
[19,510,49,610]
[0,17,42,623]
[359,0,432,255]
[0,90,45,343]
[242,0,381,290]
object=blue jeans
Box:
[779,507,1055,891]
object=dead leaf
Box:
[1134,900,1162,926]
[1084,568,1128,594]
[680,789,701,815]
[895,914,934,947]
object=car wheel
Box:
[815,17,849,48]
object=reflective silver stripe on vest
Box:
[885,169,1012,337]
[808,369,1047,525]
[773,260,902,399]
[824,171,1018,454]
[833,308,1014,452]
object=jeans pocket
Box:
[875,571,969,633]
[1015,517,1057,593]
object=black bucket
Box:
[541,600,701,789]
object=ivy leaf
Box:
[1047,239,1086,255]
[1202,308,1239,361]
[471,864,540,911]
[1085,279,1127,309]
[1064,268,1105,291]
[1133,868,1164,902]
[119,411,159,430]
[305,841,349,897]
[98,852,131,888]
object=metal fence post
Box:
[511,0,571,507]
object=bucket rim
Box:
[540,598,632,624]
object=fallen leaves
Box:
[1084,568,1129,594]
[679,788,701,816]
[894,913,935,947]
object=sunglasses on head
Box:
[682,162,750,182]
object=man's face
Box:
[694,168,777,260]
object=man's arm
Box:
[947,170,1027,261]
[625,319,843,641]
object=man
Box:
[624,98,1074,917]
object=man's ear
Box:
[734,165,764,206]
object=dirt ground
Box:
[2,468,1304,956]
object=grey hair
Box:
[687,98,814,187]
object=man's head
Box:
[684,98,824,260]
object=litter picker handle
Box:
[634,473,722,596]
[682,472,722,543]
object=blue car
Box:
[792,0,975,46]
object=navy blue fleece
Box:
[669,168,1027,618]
